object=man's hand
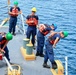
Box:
[0,49,5,53]
[12,13,15,15]
[18,11,22,15]
[30,20,34,23]
[53,45,56,48]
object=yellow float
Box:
[51,60,64,75]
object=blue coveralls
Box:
[44,34,61,64]
[26,15,38,46]
[9,7,20,34]
[37,25,52,55]
[0,35,10,61]
[26,26,37,45]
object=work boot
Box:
[12,33,16,36]
[40,54,44,57]
[36,52,40,56]
[43,62,50,68]
[52,61,57,69]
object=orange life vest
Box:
[0,37,7,45]
[49,38,60,45]
[49,37,55,45]
[41,31,50,36]
[27,17,38,26]
[39,25,50,36]
[10,8,18,17]
[49,40,55,45]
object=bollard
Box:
[26,44,33,55]
[23,38,30,49]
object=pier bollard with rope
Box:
[21,38,36,60]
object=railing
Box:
[65,56,68,75]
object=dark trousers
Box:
[26,26,36,46]
[37,31,45,55]
[4,46,10,61]
[9,17,17,33]
[44,40,54,63]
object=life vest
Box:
[41,31,50,36]
[49,37,55,45]
[49,37,60,45]
[49,40,55,45]
[39,25,50,36]
[0,37,7,45]
[10,8,18,17]
[27,16,38,26]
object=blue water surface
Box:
[0,0,76,75]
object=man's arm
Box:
[2,41,8,50]
[49,31,58,38]
[25,16,34,24]
[9,7,13,15]
[17,7,22,15]
[53,37,59,48]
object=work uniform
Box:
[9,7,20,34]
[0,35,10,61]
[44,33,61,67]
[26,15,38,46]
[36,24,52,56]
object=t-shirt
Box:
[49,33,61,42]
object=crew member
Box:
[43,31,68,69]
[36,24,57,57]
[9,1,21,35]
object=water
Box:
[0,0,76,75]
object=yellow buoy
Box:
[51,60,64,75]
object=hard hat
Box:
[31,7,37,12]
[6,33,13,41]
[52,24,57,30]
[14,1,18,5]
[63,31,68,37]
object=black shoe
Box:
[52,61,57,69]
[9,62,14,65]
[43,63,50,68]
[40,54,44,57]
[12,33,16,36]
[36,53,40,56]
[5,62,14,66]
[36,51,40,56]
